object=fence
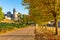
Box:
[36,25,60,35]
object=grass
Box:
[36,26,60,40]
[39,26,60,35]
[0,22,28,34]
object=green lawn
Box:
[0,22,27,32]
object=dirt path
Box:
[0,26,36,40]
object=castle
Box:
[5,8,19,21]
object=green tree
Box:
[23,0,60,35]
[20,14,32,24]
[17,12,21,22]
[0,7,4,21]
[22,14,28,24]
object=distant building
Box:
[4,8,19,21]
[5,11,13,20]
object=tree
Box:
[22,14,28,24]
[20,14,32,24]
[17,12,21,22]
[23,0,60,35]
[0,7,4,21]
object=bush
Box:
[0,22,26,32]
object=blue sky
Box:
[0,0,29,14]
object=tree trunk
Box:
[54,17,58,35]
[52,10,58,35]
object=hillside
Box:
[1,19,14,23]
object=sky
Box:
[0,0,29,14]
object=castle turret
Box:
[13,8,18,21]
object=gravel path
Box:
[0,26,36,40]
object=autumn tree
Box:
[23,0,60,35]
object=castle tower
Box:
[13,8,16,18]
[13,8,18,21]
